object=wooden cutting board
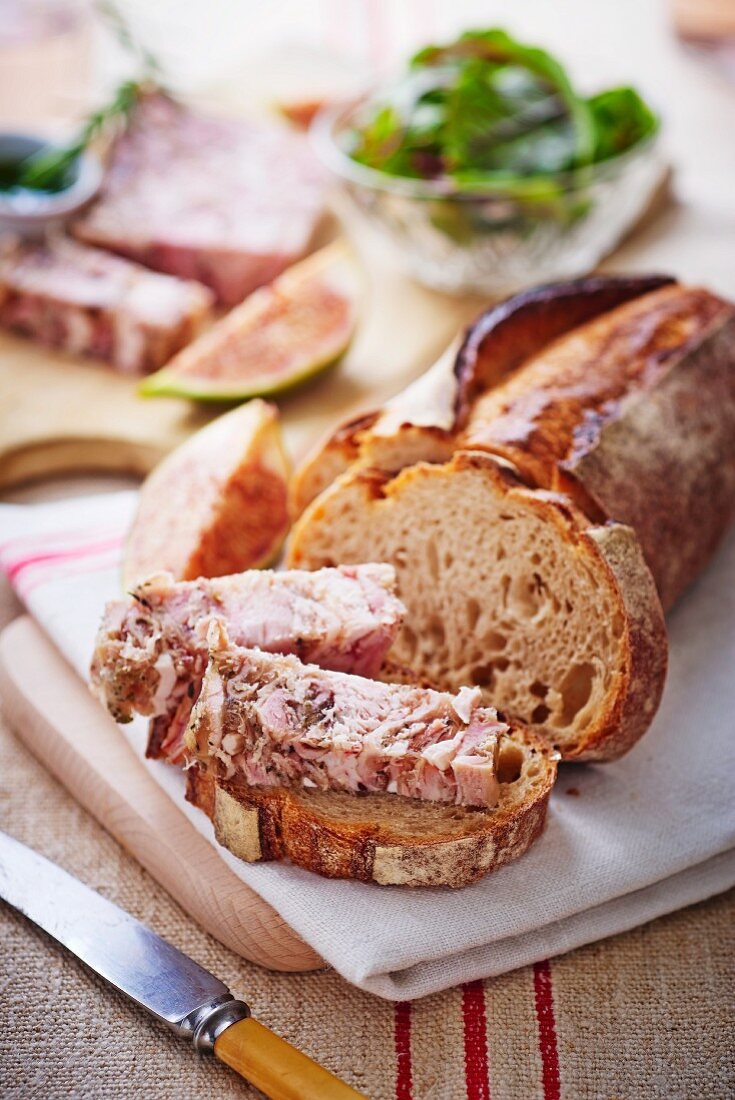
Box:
[0,216,484,491]
[0,614,324,971]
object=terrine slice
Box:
[90,563,405,763]
[74,93,325,306]
[0,234,213,373]
[187,628,505,809]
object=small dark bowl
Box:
[0,132,102,237]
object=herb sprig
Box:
[19,79,149,191]
[18,1,163,193]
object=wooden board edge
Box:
[0,437,167,491]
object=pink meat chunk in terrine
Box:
[90,564,405,764]
[191,632,505,809]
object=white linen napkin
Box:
[1,490,734,1001]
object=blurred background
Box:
[1,0,734,497]
[1,0,734,277]
[4,0,735,102]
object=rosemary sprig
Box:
[95,0,163,82]
[18,1,163,193]
[19,79,148,191]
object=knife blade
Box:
[0,831,365,1100]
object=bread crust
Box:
[289,275,674,518]
[575,523,668,759]
[288,342,460,517]
[453,273,674,424]
[561,308,735,609]
[460,285,735,609]
[289,411,378,519]
[185,723,558,888]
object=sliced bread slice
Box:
[186,721,557,888]
[288,451,668,762]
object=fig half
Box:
[139,242,361,402]
[123,399,290,587]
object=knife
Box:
[0,831,366,1099]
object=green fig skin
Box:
[138,342,352,403]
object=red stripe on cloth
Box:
[0,523,125,556]
[18,551,122,597]
[3,537,124,582]
[533,960,561,1100]
[394,1000,413,1100]
[462,981,491,1100]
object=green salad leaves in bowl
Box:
[314,29,662,295]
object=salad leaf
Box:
[412,29,595,170]
[587,87,658,161]
[347,27,657,192]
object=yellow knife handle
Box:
[214,1016,367,1100]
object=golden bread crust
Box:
[185,722,557,888]
[460,286,735,608]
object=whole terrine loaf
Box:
[74,92,325,306]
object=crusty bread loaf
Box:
[289,276,735,613]
[460,283,735,609]
[288,451,668,762]
[288,274,735,761]
[288,275,672,518]
[186,721,557,888]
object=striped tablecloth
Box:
[0,487,734,1096]
[0,702,731,1100]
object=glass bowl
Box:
[312,100,664,297]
